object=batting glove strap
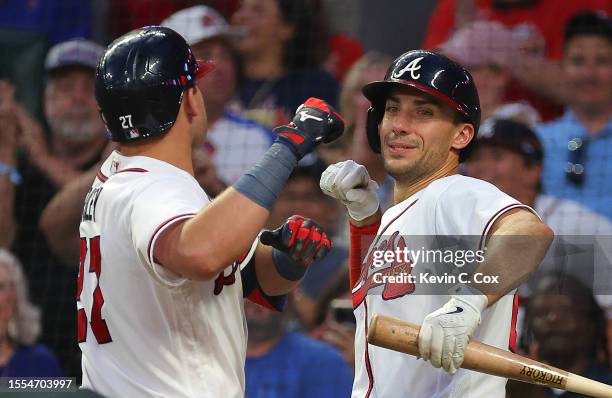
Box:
[418,288,488,374]
[260,215,331,281]
[320,160,380,221]
[273,97,345,160]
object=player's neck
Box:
[118,131,194,175]
[394,161,458,204]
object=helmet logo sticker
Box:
[392,56,424,80]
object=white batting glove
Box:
[418,286,488,374]
[319,160,380,221]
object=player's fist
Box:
[320,160,379,221]
[273,98,345,159]
[418,286,488,374]
[260,215,331,267]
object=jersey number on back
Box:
[77,236,113,344]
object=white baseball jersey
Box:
[352,175,535,398]
[78,151,256,398]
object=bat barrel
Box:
[367,314,612,398]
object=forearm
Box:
[0,150,17,248]
[172,188,270,278]
[39,168,97,266]
[254,243,301,296]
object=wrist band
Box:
[233,142,297,210]
[0,162,22,185]
[271,249,307,281]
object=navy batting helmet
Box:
[362,50,481,162]
[95,26,214,142]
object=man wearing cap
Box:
[536,11,612,220]
[465,118,612,353]
[466,118,612,235]
[0,38,106,376]
[162,5,274,187]
[320,50,553,397]
[37,7,275,267]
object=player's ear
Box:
[451,123,475,151]
[183,87,200,118]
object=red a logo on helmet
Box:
[392,56,424,80]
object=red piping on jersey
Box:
[146,213,197,265]
[116,168,148,174]
[96,170,108,182]
[478,203,525,249]
[509,294,520,352]
[96,167,148,183]
[364,300,374,398]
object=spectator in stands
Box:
[323,33,364,82]
[323,52,394,249]
[439,20,541,124]
[507,273,611,398]
[536,12,612,220]
[309,267,355,369]
[0,249,62,377]
[1,38,106,377]
[465,118,612,234]
[266,157,346,328]
[465,118,612,318]
[162,5,274,186]
[231,0,339,127]
[244,299,353,397]
[422,0,611,119]
[335,52,396,209]
[39,6,276,269]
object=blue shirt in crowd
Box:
[0,344,63,377]
[0,0,91,44]
[537,110,612,220]
[245,332,353,398]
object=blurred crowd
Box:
[0,0,610,396]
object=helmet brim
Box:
[362,79,470,121]
[196,60,216,79]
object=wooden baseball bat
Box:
[367,314,612,398]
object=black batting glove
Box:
[260,215,331,268]
[273,97,345,160]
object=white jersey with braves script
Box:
[78,151,255,398]
[352,175,536,398]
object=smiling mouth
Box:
[386,142,417,153]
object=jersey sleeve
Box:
[433,178,537,240]
[130,174,209,287]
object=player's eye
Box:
[416,108,433,117]
[385,105,399,113]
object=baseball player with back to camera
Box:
[320,50,554,398]
[78,26,344,398]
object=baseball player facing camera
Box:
[78,26,344,398]
[320,50,553,397]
